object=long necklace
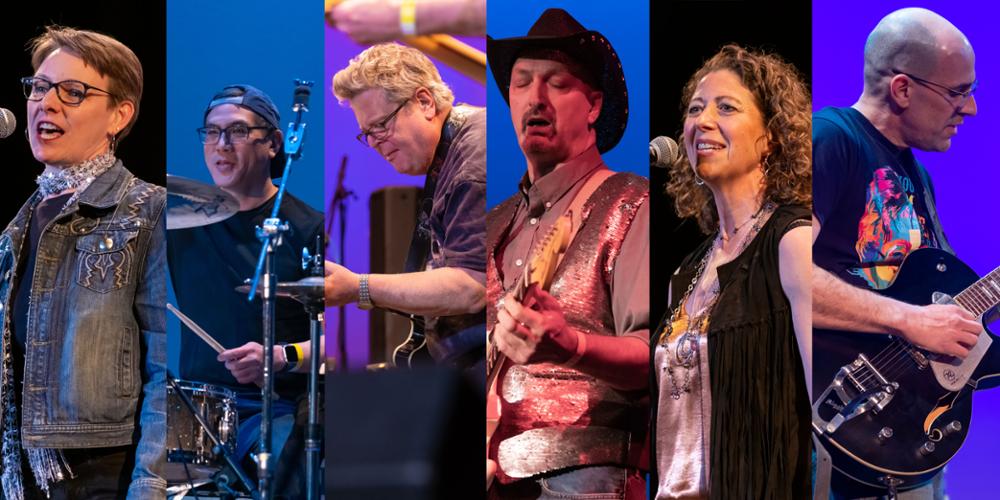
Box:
[662,201,776,399]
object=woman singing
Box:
[0,26,165,499]
[653,44,812,499]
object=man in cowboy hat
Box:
[486,8,650,498]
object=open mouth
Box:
[524,116,552,134]
[36,121,64,140]
[214,159,236,172]
[695,140,725,154]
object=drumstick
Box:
[168,303,282,399]
[167,303,226,353]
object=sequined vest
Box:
[486,172,649,483]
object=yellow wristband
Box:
[292,343,305,371]
[400,0,417,36]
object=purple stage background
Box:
[324,30,485,371]
[814,1,1000,496]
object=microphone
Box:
[650,136,678,169]
[0,108,16,139]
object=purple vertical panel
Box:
[814,1,1000,496]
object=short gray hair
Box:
[333,43,454,110]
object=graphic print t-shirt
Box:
[813,106,939,290]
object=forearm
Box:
[416,0,486,36]
[813,264,909,333]
[369,267,485,316]
[566,332,649,391]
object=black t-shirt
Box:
[813,106,940,291]
[168,191,323,399]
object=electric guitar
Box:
[813,248,1000,493]
[486,213,573,489]
[390,310,431,368]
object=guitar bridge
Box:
[814,353,899,434]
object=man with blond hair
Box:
[327,43,487,383]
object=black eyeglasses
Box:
[197,123,274,145]
[356,98,410,146]
[892,69,978,106]
[21,76,116,106]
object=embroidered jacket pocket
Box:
[75,230,138,293]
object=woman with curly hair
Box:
[652,44,813,499]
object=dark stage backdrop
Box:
[814,1,1000,496]
[0,0,166,222]
[649,0,811,346]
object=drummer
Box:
[166,84,324,478]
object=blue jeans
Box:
[233,396,297,465]
[489,466,645,499]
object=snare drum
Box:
[166,380,238,483]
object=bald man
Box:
[812,7,989,499]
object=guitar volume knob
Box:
[877,427,893,443]
[944,421,962,436]
[919,441,935,456]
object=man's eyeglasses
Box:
[21,76,116,106]
[197,123,274,145]
[356,98,410,146]
[892,69,978,106]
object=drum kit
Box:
[165,174,325,500]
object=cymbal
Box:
[236,276,325,305]
[166,175,239,230]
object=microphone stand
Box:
[328,156,354,370]
[246,80,313,500]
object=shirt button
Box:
[529,218,538,225]
[545,202,552,209]
[515,259,523,267]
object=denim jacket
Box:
[0,162,166,498]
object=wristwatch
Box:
[280,343,299,373]
[358,274,375,310]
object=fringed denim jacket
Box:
[0,162,166,499]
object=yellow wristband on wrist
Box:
[292,343,305,371]
[400,0,417,36]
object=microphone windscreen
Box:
[650,136,678,168]
[0,108,16,139]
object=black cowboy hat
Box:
[487,8,628,153]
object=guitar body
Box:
[391,315,434,368]
[814,248,1000,493]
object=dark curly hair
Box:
[666,44,812,233]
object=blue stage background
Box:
[166,0,325,375]
[486,1,650,209]
[814,1,1000,496]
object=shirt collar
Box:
[518,145,604,217]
